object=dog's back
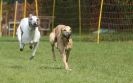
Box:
[49,25,65,45]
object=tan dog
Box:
[49,25,73,70]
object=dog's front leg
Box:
[29,42,39,60]
[17,27,25,51]
[19,42,25,51]
[60,49,71,71]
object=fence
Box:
[41,0,133,42]
[0,0,133,42]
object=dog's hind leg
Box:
[66,50,70,63]
[51,44,56,61]
[29,43,33,49]
[49,32,56,61]
[29,42,39,60]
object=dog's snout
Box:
[33,23,37,25]
[63,32,71,39]
[33,22,39,27]
[66,32,71,36]
[68,32,71,35]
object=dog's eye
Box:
[63,29,66,31]
[36,18,39,21]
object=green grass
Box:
[0,37,133,83]
[73,32,133,42]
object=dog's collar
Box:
[29,22,33,27]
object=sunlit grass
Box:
[0,37,133,83]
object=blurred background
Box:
[0,0,133,42]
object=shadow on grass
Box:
[10,65,23,69]
[39,65,63,70]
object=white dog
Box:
[16,14,40,60]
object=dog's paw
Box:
[20,48,23,51]
[66,68,72,71]
[29,56,34,60]
[29,45,33,49]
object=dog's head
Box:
[28,14,40,29]
[61,26,72,39]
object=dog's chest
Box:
[22,29,35,42]
[20,21,35,43]
[61,38,72,50]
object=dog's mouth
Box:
[62,31,71,39]
[32,22,39,27]
[29,22,39,29]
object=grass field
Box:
[0,37,133,83]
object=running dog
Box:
[49,25,73,70]
[16,14,40,60]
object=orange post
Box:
[35,0,38,16]
[23,0,27,18]
[0,0,3,37]
[78,0,82,41]
[52,0,55,29]
[97,0,104,44]
[13,1,18,38]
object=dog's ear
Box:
[29,14,33,19]
[65,26,72,32]
[37,18,40,25]
[61,26,66,31]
